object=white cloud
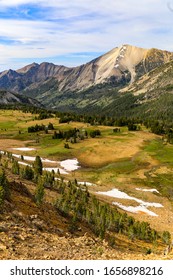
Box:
[0,0,173,71]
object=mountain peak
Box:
[17,62,39,74]
[0,44,173,100]
[91,44,149,85]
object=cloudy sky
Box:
[0,0,173,71]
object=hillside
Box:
[120,59,173,96]
[0,90,41,107]
[0,44,173,114]
[0,159,172,260]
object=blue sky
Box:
[0,0,173,71]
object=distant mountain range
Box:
[1,44,173,119]
[0,90,41,107]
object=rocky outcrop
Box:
[0,44,173,96]
[120,59,173,98]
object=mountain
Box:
[1,44,172,93]
[120,59,173,97]
[0,44,173,116]
[0,63,68,93]
[0,89,41,107]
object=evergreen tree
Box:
[90,129,101,138]
[20,165,34,180]
[68,214,78,233]
[128,226,135,241]
[64,143,70,149]
[0,186,5,211]
[33,155,43,176]
[48,122,54,130]
[162,231,171,245]
[12,160,20,175]
[35,177,45,205]
[0,168,10,200]
[42,170,54,188]
[128,122,137,131]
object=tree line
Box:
[28,122,54,133]
[2,104,173,141]
[57,111,173,139]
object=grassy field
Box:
[1,109,173,235]
[144,138,173,166]
[0,109,169,172]
[0,109,170,180]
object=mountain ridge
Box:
[1,44,173,115]
[0,44,173,93]
[0,89,41,107]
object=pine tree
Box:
[42,170,54,188]
[12,160,20,175]
[162,231,171,245]
[128,226,135,241]
[68,214,78,233]
[0,168,10,200]
[20,165,34,180]
[33,155,43,176]
[0,186,5,211]
[35,177,45,205]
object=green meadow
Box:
[1,109,173,199]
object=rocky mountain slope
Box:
[1,44,173,115]
[0,90,41,107]
[120,59,173,97]
[0,44,172,94]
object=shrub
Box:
[0,168,10,200]
[89,129,101,138]
[12,160,20,175]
